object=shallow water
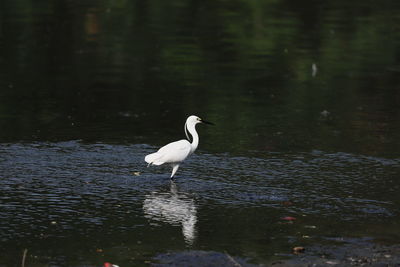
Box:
[0,141,399,266]
[1,0,400,266]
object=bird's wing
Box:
[145,152,163,165]
[158,139,190,152]
[155,140,192,164]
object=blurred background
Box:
[1,0,400,266]
[1,0,399,156]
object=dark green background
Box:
[0,1,400,266]
[1,0,399,156]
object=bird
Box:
[145,115,214,179]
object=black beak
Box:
[201,119,215,125]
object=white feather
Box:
[144,115,211,178]
[145,140,191,166]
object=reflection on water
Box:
[143,182,197,245]
[1,0,400,265]
[0,0,399,156]
[0,141,398,265]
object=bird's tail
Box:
[145,152,164,166]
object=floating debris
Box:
[312,63,318,77]
[281,201,293,206]
[21,249,28,267]
[293,246,305,254]
[320,110,330,117]
[281,216,296,221]
[304,225,317,229]
[326,260,340,265]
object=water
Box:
[1,0,400,266]
[0,142,399,266]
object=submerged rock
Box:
[271,242,400,266]
[152,250,258,267]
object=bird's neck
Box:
[187,123,199,153]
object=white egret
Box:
[145,115,214,179]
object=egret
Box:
[145,115,214,179]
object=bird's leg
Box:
[171,164,180,179]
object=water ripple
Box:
[0,141,398,245]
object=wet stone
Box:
[152,251,258,267]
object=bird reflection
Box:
[143,182,197,245]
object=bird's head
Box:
[185,115,214,141]
[187,115,214,126]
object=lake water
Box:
[0,0,399,266]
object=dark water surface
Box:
[1,0,400,266]
[0,142,399,266]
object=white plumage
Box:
[145,115,213,178]
[145,140,191,166]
